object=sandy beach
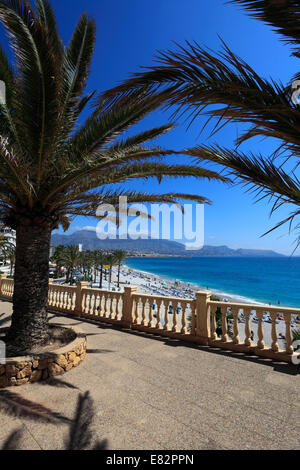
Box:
[88,263,300,350]
[101,263,257,304]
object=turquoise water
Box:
[126,257,300,308]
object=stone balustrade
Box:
[0,275,299,363]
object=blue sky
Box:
[23,1,300,253]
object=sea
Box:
[126,257,300,308]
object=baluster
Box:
[63,291,67,310]
[109,295,114,319]
[210,306,217,340]
[85,292,89,315]
[133,297,139,324]
[81,291,86,314]
[244,308,252,346]
[115,295,120,320]
[181,302,187,334]
[113,295,117,319]
[270,311,279,352]
[58,289,61,309]
[48,287,53,307]
[55,289,59,309]
[61,291,65,310]
[91,293,95,316]
[97,294,102,316]
[221,307,229,342]
[71,292,75,311]
[107,294,111,318]
[232,307,240,345]
[164,301,170,331]
[148,297,154,328]
[52,288,56,308]
[100,294,104,317]
[172,302,178,333]
[256,310,265,349]
[284,313,294,355]
[141,298,147,326]
[91,293,95,315]
[72,291,76,310]
[103,294,108,317]
[191,303,196,336]
[65,292,69,310]
[156,300,162,329]
[113,295,117,320]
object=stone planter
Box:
[0,326,87,388]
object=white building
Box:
[0,225,16,246]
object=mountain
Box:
[51,230,285,257]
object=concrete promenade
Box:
[0,301,299,450]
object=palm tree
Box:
[97,251,107,289]
[105,253,116,291]
[103,0,300,248]
[0,236,14,267]
[55,245,81,285]
[51,245,66,278]
[5,243,15,276]
[113,250,127,288]
[0,0,225,350]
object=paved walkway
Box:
[0,301,299,450]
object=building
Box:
[0,225,16,246]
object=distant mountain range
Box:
[51,230,285,257]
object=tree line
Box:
[51,246,127,289]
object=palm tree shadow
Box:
[0,313,10,327]
[0,389,72,424]
[64,391,108,450]
[1,429,23,450]
[38,377,79,389]
[0,391,108,450]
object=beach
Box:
[90,263,300,350]
[104,263,258,303]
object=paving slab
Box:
[0,302,299,450]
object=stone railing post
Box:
[122,285,137,328]
[196,291,211,345]
[74,281,88,317]
[0,274,7,297]
[48,279,53,306]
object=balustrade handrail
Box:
[132,292,195,304]
[209,299,300,315]
[0,274,298,364]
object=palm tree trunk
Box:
[109,266,112,290]
[6,223,51,351]
[117,263,121,288]
[99,265,103,289]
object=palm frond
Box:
[103,40,300,155]
[188,144,300,233]
[68,190,211,217]
[0,0,221,235]
[35,0,64,59]
[230,0,300,53]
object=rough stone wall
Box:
[0,338,87,388]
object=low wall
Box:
[0,275,298,364]
[0,327,87,388]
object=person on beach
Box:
[250,331,254,341]
[152,303,157,318]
